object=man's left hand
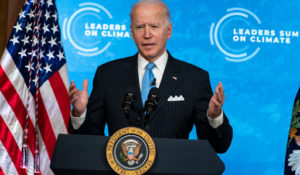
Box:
[208,82,225,119]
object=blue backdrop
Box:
[56,0,300,174]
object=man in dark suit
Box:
[69,0,232,153]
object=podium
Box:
[50,134,225,175]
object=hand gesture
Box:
[69,79,89,117]
[208,82,225,119]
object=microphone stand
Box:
[143,87,159,128]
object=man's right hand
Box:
[69,79,89,117]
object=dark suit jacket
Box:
[70,52,232,153]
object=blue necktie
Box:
[142,62,156,106]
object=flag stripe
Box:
[0,49,36,123]
[0,141,18,175]
[0,91,36,175]
[40,79,67,137]
[0,66,36,155]
[0,91,24,150]
[0,166,4,175]
[59,65,69,90]
[0,66,27,129]
[0,116,25,175]
[0,142,18,175]
[37,92,57,158]
[37,128,54,175]
[49,71,70,129]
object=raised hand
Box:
[68,79,89,117]
[208,82,225,119]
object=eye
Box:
[151,25,159,28]
[136,25,144,29]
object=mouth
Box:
[142,43,155,49]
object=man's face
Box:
[130,3,172,62]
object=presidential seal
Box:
[106,127,156,175]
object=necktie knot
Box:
[146,62,156,70]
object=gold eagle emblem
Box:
[121,139,141,161]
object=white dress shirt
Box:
[137,50,168,89]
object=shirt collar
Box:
[138,50,168,72]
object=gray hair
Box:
[130,0,171,25]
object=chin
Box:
[141,53,156,60]
[143,56,155,61]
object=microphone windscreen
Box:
[148,87,159,99]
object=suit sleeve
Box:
[69,66,106,135]
[193,72,233,153]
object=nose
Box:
[143,26,152,39]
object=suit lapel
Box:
[117,54,144,111]
[151,54,183,117]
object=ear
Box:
[167,22,172,39]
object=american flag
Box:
[0,0,70,174]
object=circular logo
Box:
[210,8,261,62]
[62,2,130,57]
[106,127,156,175]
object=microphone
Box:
[122,89,135,120]
[144,87,159,122]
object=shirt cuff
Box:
[207,110,224,129]
[70,109,87,129]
